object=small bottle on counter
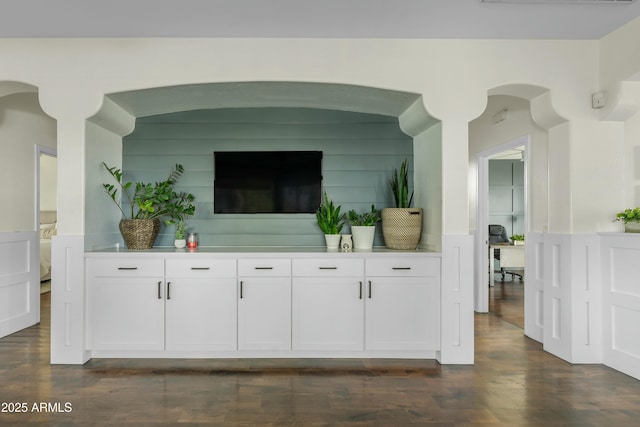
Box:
[187,232,198,249]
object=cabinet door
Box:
[365,276,439,351]
[165,277,237,351]
[92,277,165,351]
[292,278,364,351]
[238,277,291,351]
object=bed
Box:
[40,211,56,281]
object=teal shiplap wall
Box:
[123,107,413,247]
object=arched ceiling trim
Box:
[488,83,568,130]
[0,81,38,100]
[102,81,438,137]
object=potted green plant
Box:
[102,162,196,249]
[348,205,381,250]
[511,234,525,245]
[174,220,188,248]
[381,158,423,250]
[316,192,346,249]
[615,207,640,233]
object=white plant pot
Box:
[351,226,376,250]
[174,239,186,249]
[625,222,640,233]
[324,234,341,250]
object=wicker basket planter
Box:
[119,219,161,250]
[381,208,423,250]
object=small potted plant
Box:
[316,192,346,250]
[615,207,640,233]
[348,205,381,250]
[102,162,196,249]
[381,158,423,250]
[174,220,187,248]
[511,234,525,245]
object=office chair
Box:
[488,224,523,282]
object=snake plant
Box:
[315,192,346,234]
[390,158,414,208]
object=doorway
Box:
[486,146,526,327]
[475,135,529,322]
[36,146,57,298]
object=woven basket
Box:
[381,208,423,250]
[119,219,161,250]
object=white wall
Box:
[0,93,56,231]
[626,111,640,207]
[0,37,605,236]
[414,123,443,252]
[1,34,635,365]
[84,121,124,251]
[600,18,640,216]
[600,17,640,88]
[39,154,57,211]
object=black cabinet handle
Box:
[118,267,138,270]
[240,281,244,299]
[359,281,363,299]
[392,267,412,270]
[255,267,273,270]
[191,267,210,270]
[157,281,162,299]
[167,282,171,300]
[319,267,337,270]
[368,281,372,299]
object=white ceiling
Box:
[1,0,640,39]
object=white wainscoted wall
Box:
[440,234,474,364]
[509,232,638,375]
[0,231,39,339]
[50,235,89,364]
[601,233,640,380]
[541,233,602,364]
[524,232,544,343]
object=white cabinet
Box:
[165,259,237,351]
[365,258,440,351]
[292,257,440,353]
[89,259,165,351]
[292,259,364,351]
[89,257,238,353]
[238,259,291,351]
[86,251,441,359]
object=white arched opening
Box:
[87,81,442,250]
[0,82,56,339]
[470,84,568,347]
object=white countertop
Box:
[85,246,440,258]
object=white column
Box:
[439,118,474,364]
[50,118,90,364]
[39,88,102,364]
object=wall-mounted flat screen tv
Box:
[214,151,322,214]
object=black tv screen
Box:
[214,151,322,214]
